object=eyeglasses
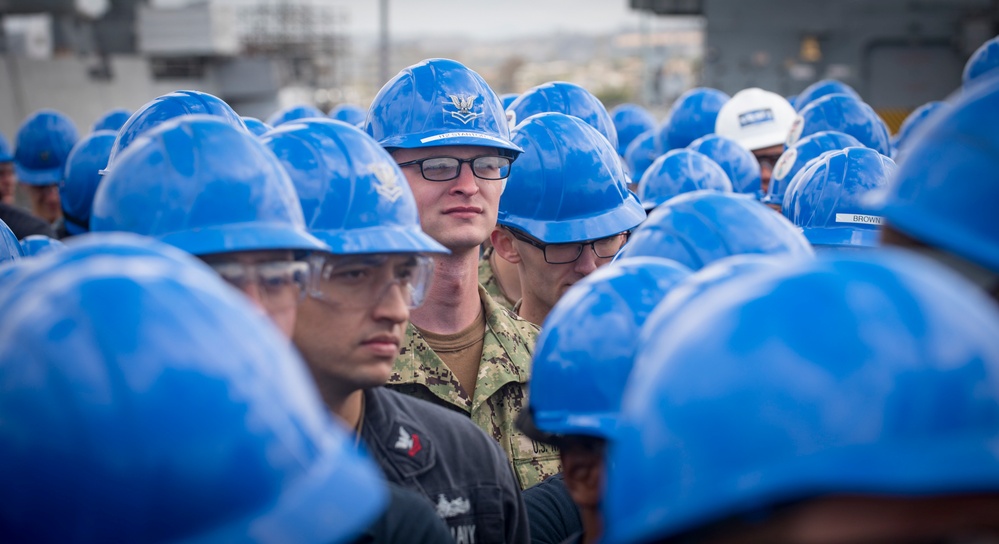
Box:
[507,228,629,264]
[207,260,309,311]
[396,155,512,182]
[754,152,784,171]
[307,253,435,309]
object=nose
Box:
[760,165,773,193]
[574,244,602,276]
[372,281,410,324]
[448,161,480,196]
[236,281,267,310]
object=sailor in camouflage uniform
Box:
[364,58,562,489]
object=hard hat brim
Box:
[379,131,524,156]
[159,222,330,257]
[800,226,881,248]
[14,164,64,185]
[309,225,450,256]
[498,197,647,245]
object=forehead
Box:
[752,144,785,157]
[200,249,294,264]
[322,252,419,267]
[391,145,504,162]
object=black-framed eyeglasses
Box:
[396,155,512,182]
[507,228,630,264]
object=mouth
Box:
[442,206,483,215]
[361,334,402,357]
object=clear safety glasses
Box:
[207,260,309,311]
[306,253,435,310]
[396,155,512,182]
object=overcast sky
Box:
[292,0,645,40]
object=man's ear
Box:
[491,227,522,264]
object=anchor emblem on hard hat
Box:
[447,95,483,124]
[369,162,404,203]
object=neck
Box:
[581,507,603,544]
[516,289,551,327]
[490,249,522,303]
[322,384,365,430]
[410,247,482,334]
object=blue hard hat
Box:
[261,119,448,255]
[873,75,999,273]
[242,116,273,137]
[623,129,657,184]
[327,103,366,127]
[18,234,65,257]
[267,104,326,127]
[603,250,999,544]
[610,103,657,157]
[60,130,116,236]
[103,90,248,175]
[891,101,949,158]
[964,35,999,88]
[763,130,863,206]
[0,218,23,265]
[525,257,692,441]
[500,93,519,110]
[498,112,646,243]
[782,147,895,249]
[13,109,80,185]
[793,78,861,112]
[0,233,387,544]
[366,58,522,155]
[91,108,131,133]
[507,81,618,150]
[786,93,892,156]
[91,115,327,256]
[637,148,733,211]
[641,253,789,340]
[0,132,12,162]
[687,134,762,197]
[617,190,814,269]
[655,87,730,154]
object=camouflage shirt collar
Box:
[394,286,538,412]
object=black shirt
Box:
[522,474,583,544]
[352,483,454,544]
[0,203,54,240]
[361,386,530,543]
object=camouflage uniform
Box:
[478,246,516,310]
[389,285,562,490]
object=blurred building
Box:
[0,0,350,137]
[632,0,999,129]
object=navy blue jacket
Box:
[361,386,530,544]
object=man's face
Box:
[505,230,626,311]
[25,183,61,223]
[293,253,422,394]
[753,144,785,195]
[392,145,508,252]
[0,163,15,204]
[200,249,306,337]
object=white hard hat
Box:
[715,88,796,152]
